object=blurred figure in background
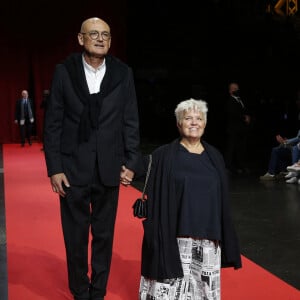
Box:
[259,130,300,180]
[224,82,251,174]
[14,89,34,147]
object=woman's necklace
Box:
[180,140,203,153]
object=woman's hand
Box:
[120,166,134,186]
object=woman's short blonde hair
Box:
[175,98,208,124]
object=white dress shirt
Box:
[82,56,106,94]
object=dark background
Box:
[1,0,300,168]
[127,0,300,168]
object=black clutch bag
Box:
[132,197,147,219]
[132,154,152,219]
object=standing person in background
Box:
[43,17,140,300]
[224,82,251,174]
[14,89,34,147]
[139,98,242,300]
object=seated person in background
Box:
[285,142,300,183]
[260,129,300,180]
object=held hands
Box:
[50,173,70,197]
[120,165,134,186]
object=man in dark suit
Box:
[14,90,34,146]
[224,82,251,174]
[43,17,140,300]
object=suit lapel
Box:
[100,55,126,98]
[63,53,90,105]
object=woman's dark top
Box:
[175,145,221,241]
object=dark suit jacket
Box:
[44,53,140,186]
[225,95,248,135]
[15,98,34,121]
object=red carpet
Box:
[3,143,300,300]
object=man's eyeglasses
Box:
[80,30,111,41]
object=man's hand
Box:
[50,173,70,197]
[120,165,134,186]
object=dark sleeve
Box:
[29,99,35,115]
[205,143,242,269]
[122,67,141,173]
[43,65,65,177]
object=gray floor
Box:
[0,145,299,300]
[228,174,300,289]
